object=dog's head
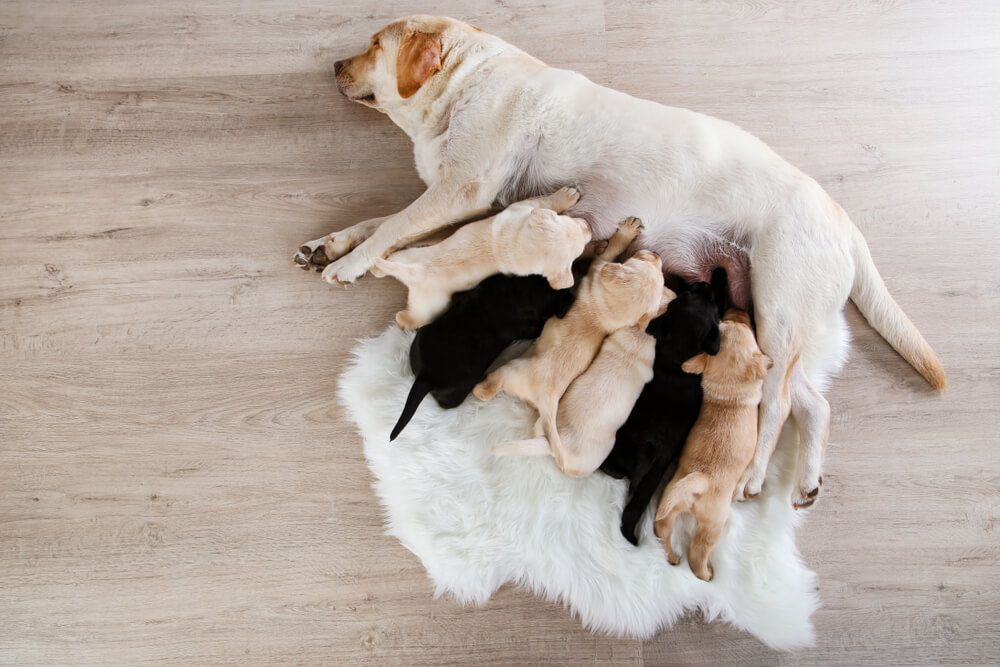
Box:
[334,16,480,112]
[681,311,771,388]
[593,252,665,330]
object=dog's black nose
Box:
[334,60,345,76]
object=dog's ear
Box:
[701,322,721,355]
[681,353,709,375]
[397,30,442,98]
[752,352,773,379]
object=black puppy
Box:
[601,267,728,545]
[389,263,590,440]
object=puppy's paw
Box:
[395,310,420,331]
[666,550,681,566]
[793,475,822,510]
[693,564,714,582]
[618,216,644,237]
[548,186,582,212]
[734,466,765,502]
[472,378,500,401]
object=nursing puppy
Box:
[602,269,727,546]
[490,286,673,476]
[473,219,664,446]
[389,268,583,441]
[654,310,772,582]
[373,187,591,330]
[298,15,946,507]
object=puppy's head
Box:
[594,252,665,329]
[334,16,478,111]
[646,280,721,362]
[682,313,771,386]
[497,208,592,287]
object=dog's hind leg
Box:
[789,363,830,508]
[735,334,796,501]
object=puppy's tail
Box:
[654,472,711,522]
[373,257,424,284]
[848,223,946,390]
[390,377,431,441]
[491,437,550,457]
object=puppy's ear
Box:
[752,352,773,379]
[655,287,676,317]
[547,268,574,290]
[681,353,709,375]
[397,30,442,98]
[701,323,721,355]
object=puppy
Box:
[654,310,772,581]
[490,287,673,477]
[389,267,586,441]
[372,187,591,330]
[602,268,728,546]
[473,217,664,447]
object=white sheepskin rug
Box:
[338,318,849,650]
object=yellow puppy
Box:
[491,287,674,477]
[474,217,664,448]
[654,310,772,582]
[372,187,591,330]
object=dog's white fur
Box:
[300,16,946,506]
[372,187,590,330]
[338,323,852,648]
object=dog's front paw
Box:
[793,475,822,510]
[293,238,332,271]
[734,466,765,502]
[321,251,373,285]
[693,563,714,582]
[618,216,644,237]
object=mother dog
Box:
[295,15,945,507]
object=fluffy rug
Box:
[338,318,849,650]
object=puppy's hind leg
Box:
[687,512,725,582]
[789,363,830,509]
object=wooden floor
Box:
[2,1,998,664]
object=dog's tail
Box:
[654,472,711,522]
[373,257,424,283]
[848,223,946,390]
[390,377,432,441]
[491,437,550,457]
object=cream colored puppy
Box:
[653,311,771,582]
[372,187,590,330]
[491,287,674,477]
[473,218,664,446]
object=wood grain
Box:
[1,0,998,664]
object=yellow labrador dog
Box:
[473,218,664,442]
[372,187,590,330]
[296,16,946,507]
